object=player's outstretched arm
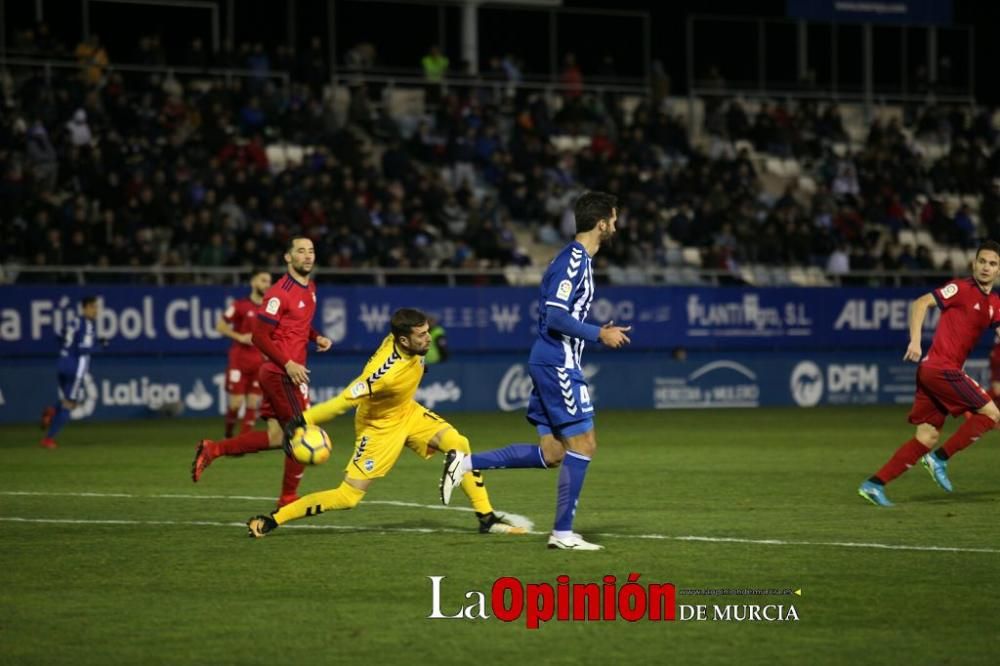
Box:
[904,293,936,362]
[302,377,368,425]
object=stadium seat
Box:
[950,248,972,272]
[913,230,935,249]
[681,247,703,267]
[897,229,917,246]
[797,175,817,195]
[787,266,809,286]
[782,159,801,178]
[806,266,831,286]
[765,157,784,176]
[931,248,949,269]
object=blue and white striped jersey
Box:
[529,241,594,370]
[55,317,97,399]
[60,318,97,360]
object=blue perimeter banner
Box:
[0,284,973,356]
[786,0,952,25]
[1,350,985,424]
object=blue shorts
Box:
[57,356,88,403]
[526,364,594,438]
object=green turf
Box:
[1,407,998,665]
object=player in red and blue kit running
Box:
[39,296,104,448]
[859,240,1000,506]
[192,238,332,506]
[439,191,632,550]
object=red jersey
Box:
[256,273,317,371]
[223,297,264,368]
[923,278,1000,370]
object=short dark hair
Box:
[250,267,270,279]
[574,191,618,233]
[976,240,1000,259]
[285,236,311,254]
[81,296,98,308]
[391,308,429,339]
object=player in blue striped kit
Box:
[440,191,631,550]
[39,296,102,448]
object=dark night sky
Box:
[5,0,997,103]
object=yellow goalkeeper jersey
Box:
[305,334,425,428]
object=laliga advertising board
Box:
[0,351,970,424]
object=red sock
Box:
[224,407,239,438]
[215,430,271,457]
[941,413,994,459]
[280,455,306,502]
[874,438,928,484]
[240,407,258,434]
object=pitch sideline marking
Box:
[1,491,998,554]
[0,490,536,530]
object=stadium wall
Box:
[1,350,987,424]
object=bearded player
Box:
[216,269,271,436]
[245,308,526,537]
[192,237,332,507]
[859,240,1000,506]
[439,191,632,550]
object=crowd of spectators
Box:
[2,24,1000,285]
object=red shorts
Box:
[908,365,991,429]
[257,365,310,424]
[225,363,263,395]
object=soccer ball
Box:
[288,424,333,465]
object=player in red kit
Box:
[216,269,271,437]
[192,238,332,506]
[859,240,1000,506]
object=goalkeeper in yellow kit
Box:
[246,308,526,537]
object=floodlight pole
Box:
[461,0,478,74]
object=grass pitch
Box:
[1,407,998,665]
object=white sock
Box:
[552,530,573,539]
[460,455,473,474]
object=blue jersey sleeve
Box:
[546,306,600,342]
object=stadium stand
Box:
[2,25,999,287]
